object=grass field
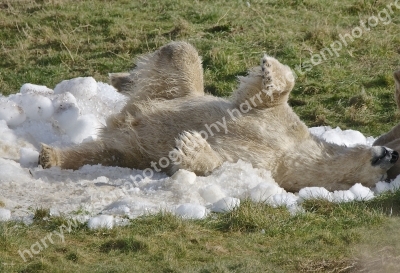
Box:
[1,0,400,272]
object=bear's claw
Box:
[261,55,277,100]
[175,131,207,158]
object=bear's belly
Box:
[119,99,309,173]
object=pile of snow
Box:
[0,77,397,228]
[298,183,375,203]
[0,208,11,221]
[309,126,376,147]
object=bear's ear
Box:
[109,72,131,92]
[394,69,400,109]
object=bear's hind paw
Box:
[261,55,279,99]
[39,144,60,169]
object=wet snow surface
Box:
[1,77,399,228]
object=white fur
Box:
[39,42,395,192]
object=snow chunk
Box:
[0,99,26,127]
[349,183,374,201]
[324,128,366,146]
[389,176,400,192]
[299,187,332,201]
[332,190,355,203]
[0,120,20,159]
[309,126,331,138]
[54,77,97,99]
[375,181,391,194]
[52,92,80,130]
[310,126,368,147]
[199,184,226,204]
[250,182,285,203]
[0,120,17,144]
[17,93,54,121]
[170,169,196,184]
[175,203,206,219]
[366,136,376,146]
[269,193,299,208]
[15,119,60,145]
[0,158,31,183]
[19,148,39,168]
[97,82,127,107]
[198,160,276,199]
[87,215,114,229]
[64,114,100,144]
[20,83,53,95]
[0,208,11,221]
[211,197,240,212]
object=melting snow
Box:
[0,77,396,229]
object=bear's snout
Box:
[371,147,398,167]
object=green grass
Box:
[2,0,400,272]
[1,197,400,273]
[1,0,400,135]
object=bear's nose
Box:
[390,150,399,164]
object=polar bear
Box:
[373,69,400,179]
[39,41,398,192]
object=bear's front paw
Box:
[174,131,222,175]
[39,144,60,169]
[175,131,210,159]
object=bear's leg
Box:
[39,142,128,170]
[232,55,295,109]
[110,42,204,100]
[171,131,223,176]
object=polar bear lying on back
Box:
[39,41,398,192]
